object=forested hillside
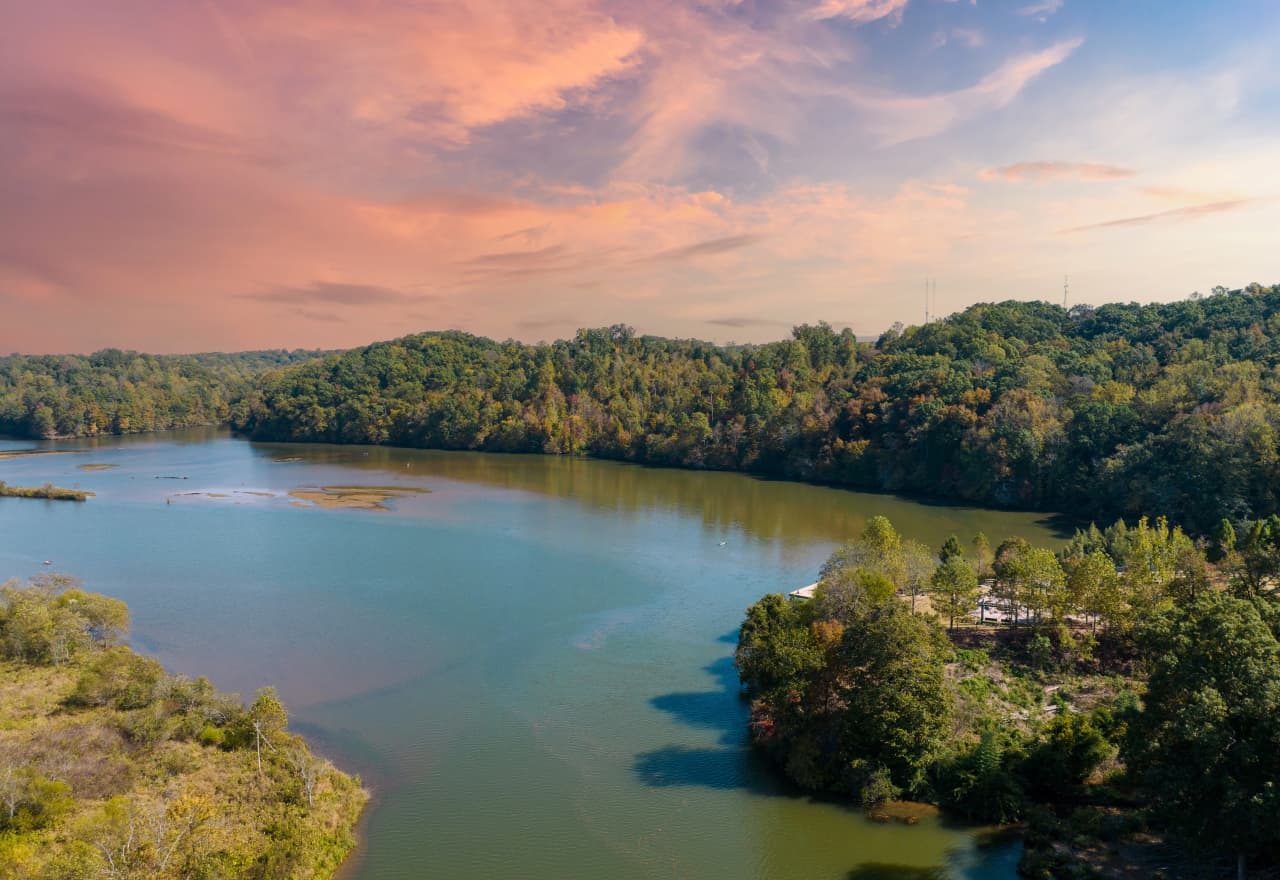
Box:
[232,283,1280,532]
[0,349,326,439]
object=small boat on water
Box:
[43,560,52,566]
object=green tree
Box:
[734,594,822,695]
[1124,594,1280,877]
[939,535,964,563]
[971,532,993,579]
[930,556,980,631]
[830,603,952,793]
[1068,550,1123,631]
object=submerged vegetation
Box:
[0,481,92,501]
[287,485,429,511]
[0,574,366,879]
[737,515,1280,877]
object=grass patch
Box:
[0,482,93,501]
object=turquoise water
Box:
[0,430,1065,879]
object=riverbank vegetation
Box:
[736,515,1280,878]
[0,574,366,879]
[0,481,92,501]
[8,285,1280,531]
[231,284,1280,532]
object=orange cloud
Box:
[248,1,646,144]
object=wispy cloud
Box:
[1060,199,1259,233]
[292,308,344,323]
[805,0,910,24]
[242,282,420,306]
[1018,0,1064,21]
[636,234,763,264]
[951,28,985,48]
[847,39,1084,144]
[464,244,569,268]
[982,161,1136,182]
[705,316,790,328]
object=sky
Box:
[2,0,1279,354]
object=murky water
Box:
[0,429,1066,879]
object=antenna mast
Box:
[1063,275,1069,309]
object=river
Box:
[0,429,1067,879]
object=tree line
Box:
[736,514,1280,877]
[230,284,1280,533]
[8,284,1280,532]
[0,348,326,439]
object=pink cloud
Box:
[1060,199,1260,234]
[982,161,1136,182]
[5,0,1262,354]
[804,0,910,23]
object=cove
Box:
[0,429,1067,879]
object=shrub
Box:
[66,648,163,710]
[118,706,172,747]
[858,765,900,808]
[1021,712,1111,800]
[934,732,1025,823]
[197,723,227,749]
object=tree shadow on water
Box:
[633,652,787,796]
[647,655,745,746]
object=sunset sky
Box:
[3,0,1278,353]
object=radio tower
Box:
[1063,275,1069,309]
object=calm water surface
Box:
[0,430,1067,880]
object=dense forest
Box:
[8,284,1280,532]
[230,283,1280,532]
[736,514,1280,877]
[0,349,326,439]
[0,574,366,878]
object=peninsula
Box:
[0,574,367,878]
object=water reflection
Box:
[250,441,1072,547]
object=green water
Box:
[0,430,1067,879]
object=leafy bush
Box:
[1021,712,1111,800]
[66,647,163,710]
[934,732,1025,823]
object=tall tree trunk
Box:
[1238,852,1246,880]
